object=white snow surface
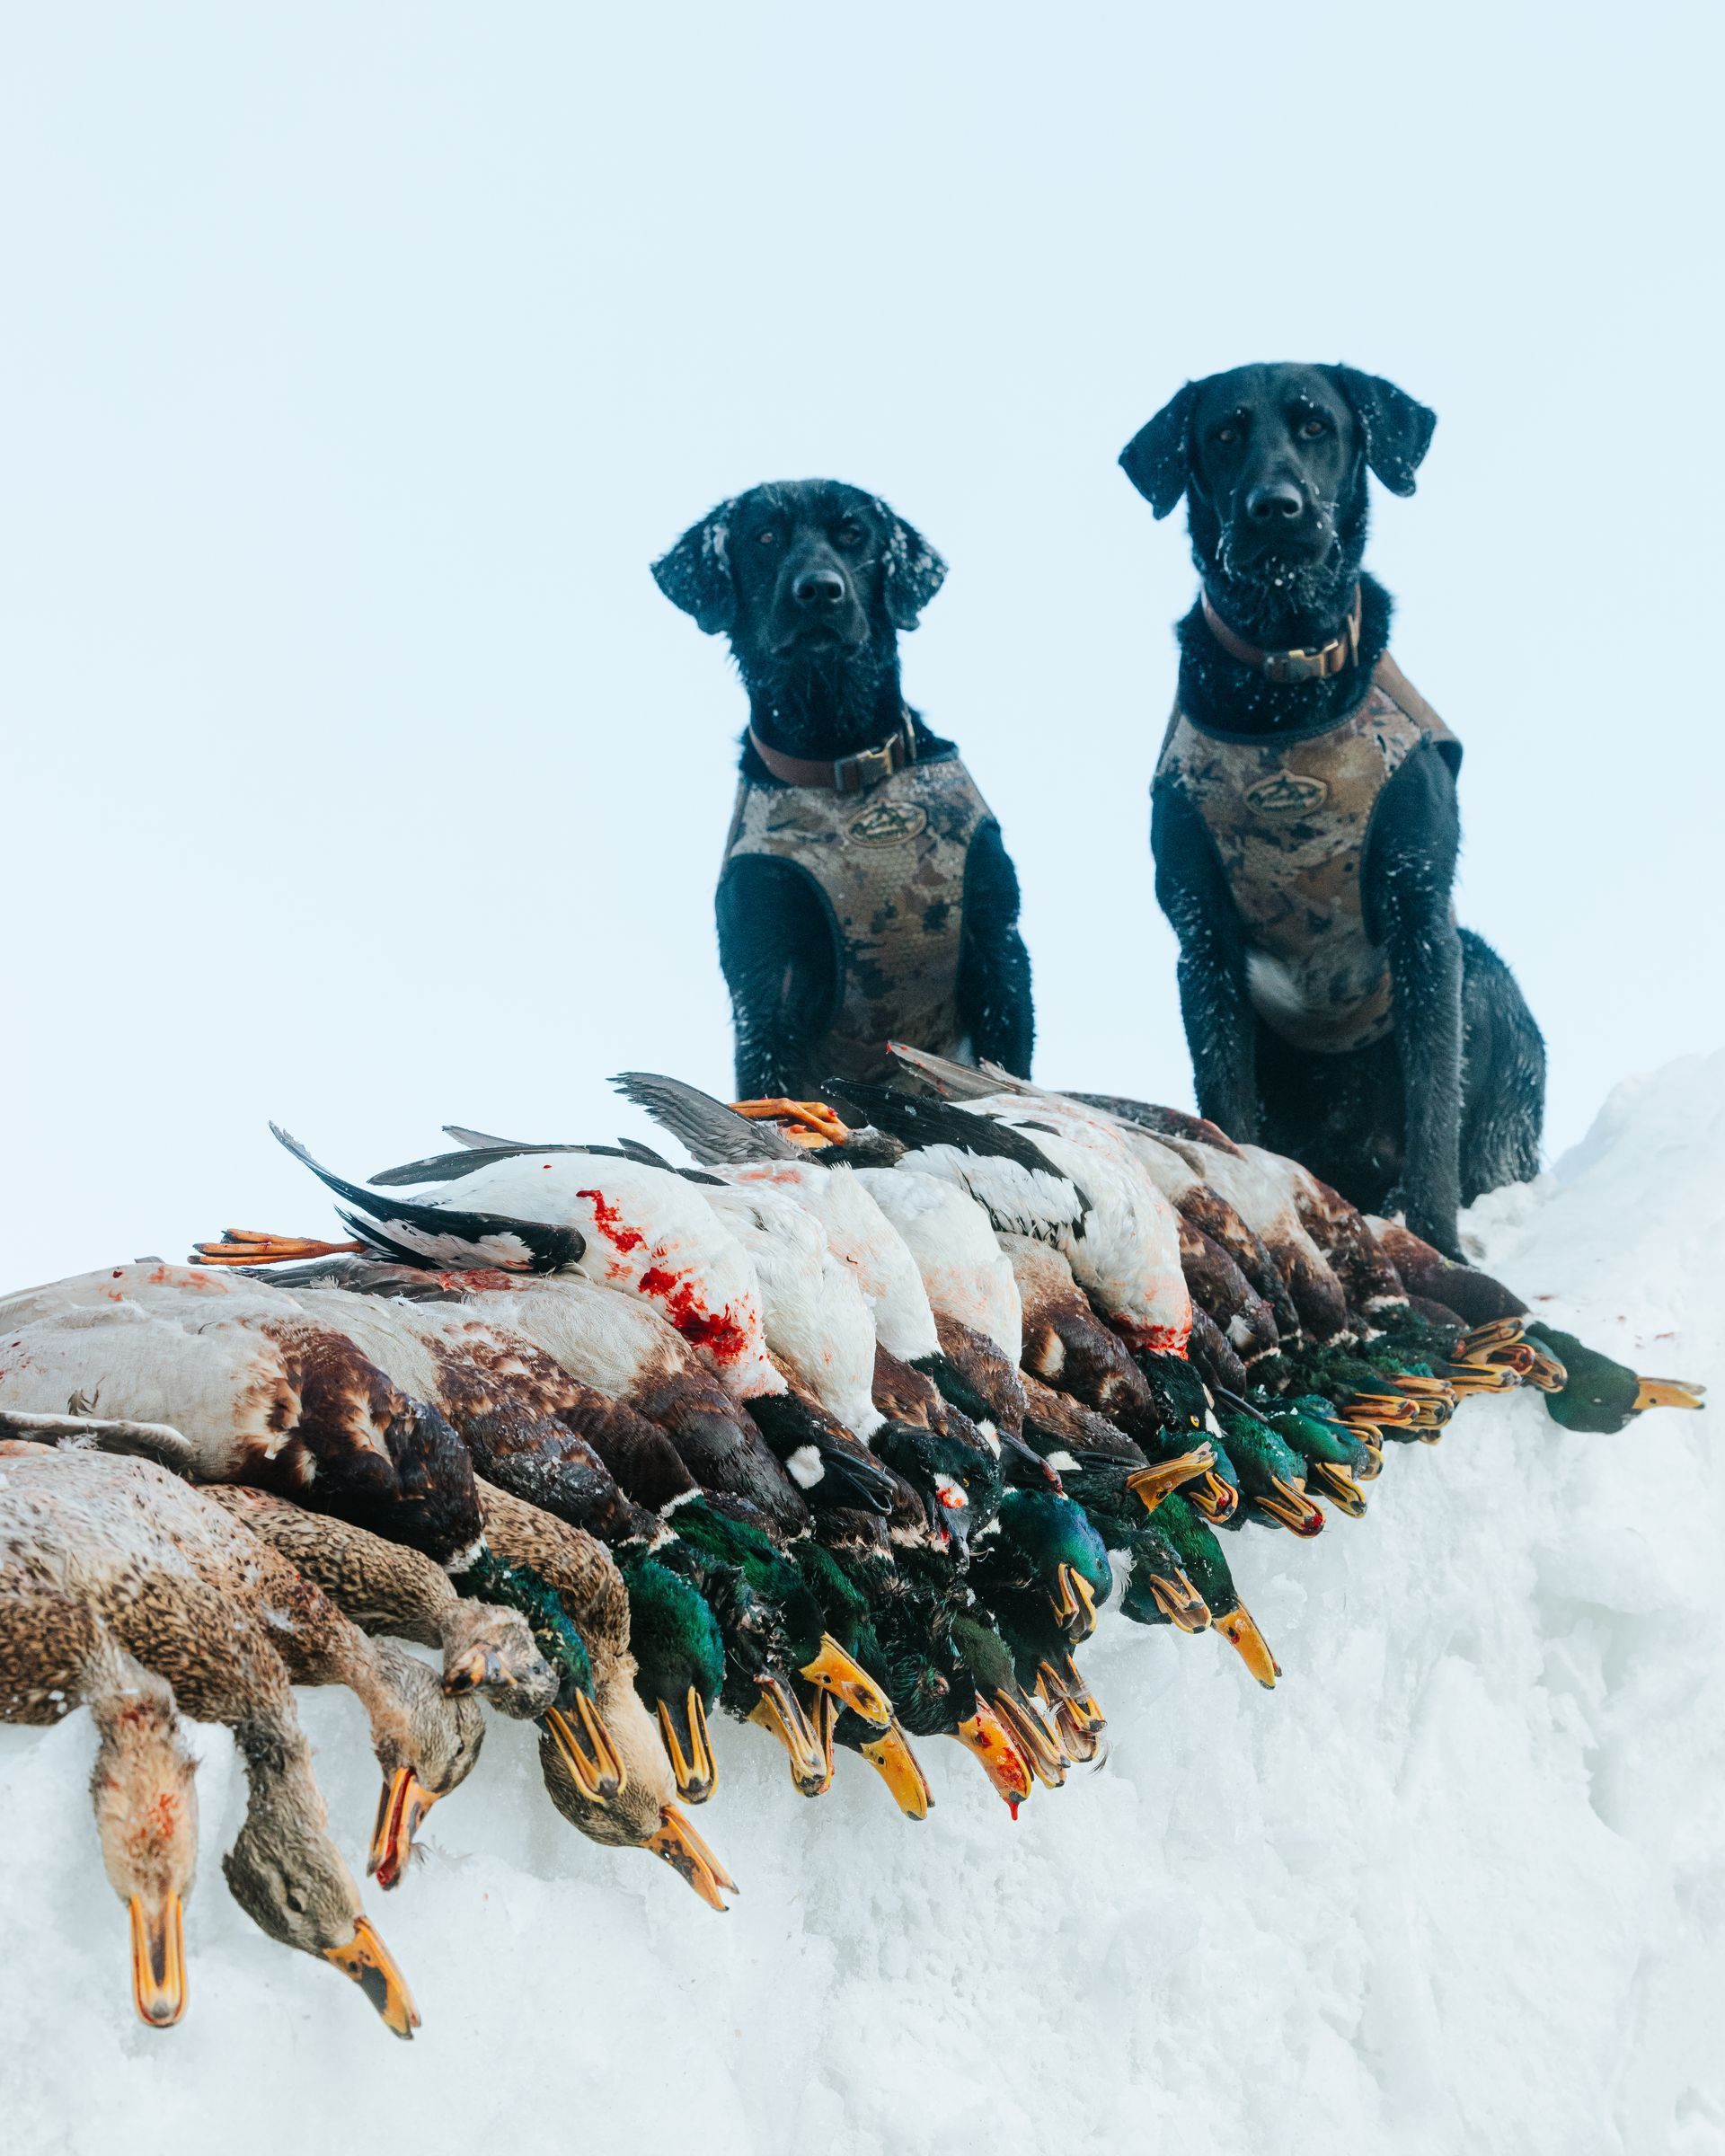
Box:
[2,1058,1721,2156]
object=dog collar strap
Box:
[1200,587,1363,684]
[747,719,917,794]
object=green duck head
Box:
[871,1421,1005,1556]
[1527,1322,1706,1433]
[621,1552,726,1804]
[978,1489,1113,1644]
[1214,1407,1325,1535]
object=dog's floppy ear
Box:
[651,499,739,635]
[875,503,947,631]
[1330,368,1437,497]
[1119,382,1196,518]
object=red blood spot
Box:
[578,1190,646,1258]
[637,1265,751,1364]
[1007,1799,1021,1820]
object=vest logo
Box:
[1244,770,1328,817]
[848,800,928,847]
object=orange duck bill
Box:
[748,1675,832,1796]
[728,1099,851,1148]
[1216,1601,1280,1688]
[542,1696,628,1807]
[1035,1654,1107,1761]
[1253,1476,1326,1535]
[645,1803,738,1911]
[1633,1376,1706,1411]
[655,1688,718,1804]
[323,1915,420,2039]
[951,1701,1036,1815]
[1049,1562,1101,1644]
[854,1718,935,1819]
[367,1768,439,1893]
[1125,1445,1216,1515]
[798,1635,893,1728]
[987,1691,1070,1789]
[128,1891,188,2030]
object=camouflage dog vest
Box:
[1154,653,1463,1054]
[720,747,999,1082]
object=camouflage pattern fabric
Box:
[1155,655,1463,1054]
[720,751,998,1082]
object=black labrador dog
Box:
[653,479,1033,1098]
[1120,363,1544,1257]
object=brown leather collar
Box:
[747,717,917,794]
[1200,586,1362,684]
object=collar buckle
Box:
[836,729,911,793]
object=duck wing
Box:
[271,1126,586,1274]
[611,1072,801,1165]
[826,1082,1092,1235]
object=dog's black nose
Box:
[1245,482,1305,524]
[792,567,846,607]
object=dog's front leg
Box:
[1372,751,1464,1256]
[717,858,839,1099]
[958,823,1035,1077]
[1153,790,1261,1140]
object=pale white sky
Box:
[2,2,1720,1287]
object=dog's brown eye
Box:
[756,530,778,546]
[1299,420,1327,438]
[1216,427,1237,445]
[834,521,862,545]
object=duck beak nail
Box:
[367,1767,438,1891]
[323,1915,420,2038]
[1218,1601,1280,1688]
[1125,1445,1215,1514]
[646,1802,738,1910]
[657,1690,718,1804]
[951,1703,1034,1812]
[1633,1376,1705,1411]
[128,1891,187,2029]
[857,1719,934,1819]
[798,1635,892,1727]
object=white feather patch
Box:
[786,1444,825,1489]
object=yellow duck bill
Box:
[748,1675,832,1796]
[855,1718,934,1819]
[656,1688,718,1804]
[543,1696,628,1807]
[1633,1375,1705,1411]
[1049,1561,1101,1643]
[1254,1476,1326,1536]
[367,1767,438,1893]
[646,1803,739,1911]
[1148,1568,1212,1632]
[1187,1469,1239,1524]
[1125,1445,1216,1515]
[798,1634,893,1728]
[988,1690,1070,1789]
[323,1915,420,2039]
[1308,1462,1368,1518]
[1216,1601,1280,1689]
[128,1891,187,2030]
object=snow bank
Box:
[3,1058,1721,2156]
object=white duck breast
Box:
[696,1178,882,1440]
[957,1097,1191,1356]
[850,1168,1023,1363]
[720,1160,942,1365]
[395,1154,781,1401]
[0,1302,319,1486]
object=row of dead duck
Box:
[0,1049,1702,2037]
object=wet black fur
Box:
[1121,364,1544,1257]
[653,479,1033,1097]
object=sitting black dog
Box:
[653,479,1033,1098]
[1120,364,1544,1257]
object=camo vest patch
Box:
[1154,654,1463,1054]
[721,751,998,1082]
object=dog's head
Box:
[652,481,945,744]
[1119,364,1435,630]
